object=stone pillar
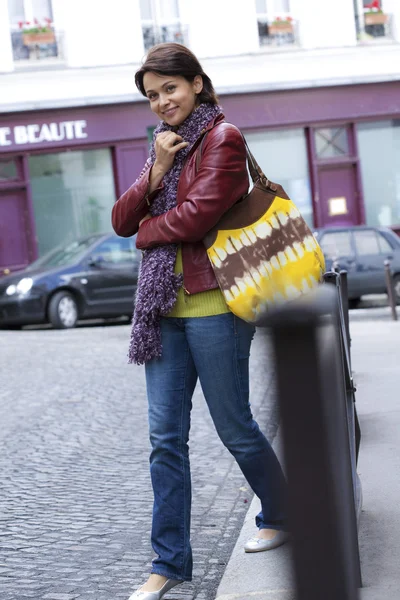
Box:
[0,2,15,73]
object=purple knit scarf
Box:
[128,102,222,365]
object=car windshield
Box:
[26,236,100,270]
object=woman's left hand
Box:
[139,213,152,227]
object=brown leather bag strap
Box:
[196,127,273,189]
[241,135,266,184]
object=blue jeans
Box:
[145,313,287,581]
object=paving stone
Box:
[0,325,277,599]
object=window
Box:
[357,120,400,228]
[320,231,353,260]
[8,0,59,62]
[354,0,393,41]
[354,230,380,255]
[245,128,313,227]
[377,233,393,253]
[354,230,393,255]
[315,128,349,159]
[255,0,296,47]
[29,149,116,257]
[139,0,187,51]
[0,160,19,182]
[91,238,137,265]
[8,0,53,24]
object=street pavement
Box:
[0,323,278,600]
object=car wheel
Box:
[393,275,400,305]
[48,291,78,329]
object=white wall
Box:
[62,0,145,68]
[291,0,357,49]
[0,2,14,73]
[187,0,259,59]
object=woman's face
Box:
[143,72,203,126]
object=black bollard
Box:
[339,270,351,352]
[384,260,398,321]
[268,287,362,600]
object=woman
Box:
[112,43,288,600]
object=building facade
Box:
[1,0,400,274]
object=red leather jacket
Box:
[111,114,249,294]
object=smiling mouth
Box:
[164,107,178,116]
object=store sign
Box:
[0,120,88,147]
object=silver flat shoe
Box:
[128,578,182,600]
[244,530,290,553]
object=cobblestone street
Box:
[0,322,278,600]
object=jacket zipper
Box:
[179,129,208,299]
[178,125,216,297]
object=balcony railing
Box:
[358,12,395,42]
[10,27,64,63]
[141,22,189,52]
[257,16,298,47]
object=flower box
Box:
[364,12,389,25]
[269,23,294,35]
[22,31,56,45]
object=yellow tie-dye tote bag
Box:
[201,135,325,326]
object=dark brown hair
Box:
[135,43,218,105]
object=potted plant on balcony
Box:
[269,16,294,35]
[19,18,56,45]
[364,0,389,25]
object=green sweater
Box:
[166,246,230,318]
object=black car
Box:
[0,233,139,329]
[314,225,400,305]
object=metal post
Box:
[340,270,351,353]
[268,288,362,600]
[323,271,361,480]
[384,260,398,321]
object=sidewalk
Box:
[215,307,400,600]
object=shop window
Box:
[29,149,116,257]
[354,0,394,42]
[255,0,297,47]
[315,128,349,159]
[147,126,156,150]
[139,0,187,51]
[0,159,19,182]
[7,0,61,62]
[245,127,313,227]
[357,120,400,228]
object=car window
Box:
[91,238,136,264]
[377,233,393,253]
[26,236,101,269]
[320,231,353,259]
[354,230,381,256]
